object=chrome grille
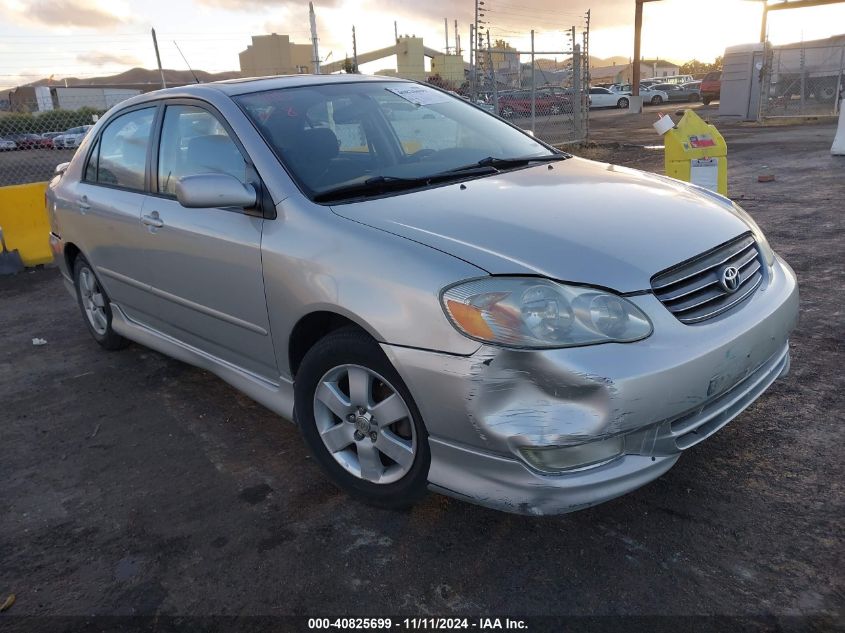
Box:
[651,234,763,324]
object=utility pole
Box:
[394,21,398,42]
[470,23,476,99]
[151,28,166,89]
[530,29,536,134]
[455,20,460,55]
[309,2,321,74]
[444,18,450,53]
[473,0,480,99]
[488,31,498,113]
[352,26,358,72]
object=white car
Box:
[0,137,17,151]
[610,84,670,105]
[53,125,93,149]
[588,87,632,109]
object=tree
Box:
[426,74,457,92]
[679,57,722,77]
[342,56,358,74]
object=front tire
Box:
[73,256,129,350]
[617,97,629,109]
[500,105,515,118]
[294,327,430,509]
[651,95,663,105]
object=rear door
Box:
[72,105,159,323]
[139,100,277,379]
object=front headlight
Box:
[441,277,652,349]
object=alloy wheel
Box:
[79,266,108,335]
[313,364,416,485]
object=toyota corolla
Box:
[47,75,798,515]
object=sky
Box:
[1,0,845,90]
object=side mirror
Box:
[54,162,70,175]
[175,173,257,209]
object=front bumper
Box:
[382,255,799,515]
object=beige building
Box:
[239,34,314,77]
[429,53,465,85]
[590,59,681,85]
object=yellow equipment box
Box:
[663,110,728,196]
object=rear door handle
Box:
[77,195,90,212]
[141,212,163,229]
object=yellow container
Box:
[0,182,52,267]
[663,110,728,196]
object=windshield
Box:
[234,81,556,200]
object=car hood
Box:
[330,157,750,293]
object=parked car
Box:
[47,76,799,516]
[657,74,695,86]
[497,90,570,117]
[7,132,52,149]
[588,86,631,109]
[53,125,93,149]
[609,83,670,105]
[700,71,722,105]
[0,137,17,151]
[651,82,701,102]
[41,131,65,142]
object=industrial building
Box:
[237,33,467,84]
[238,34,315,76]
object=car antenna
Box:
[173,41,200,84]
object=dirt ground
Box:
[0,107,842,630]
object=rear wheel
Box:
[500,105,515,118]
[617,97,629,109]
[651,95,663,105]
[294,327,430,508]
[73,256,129,350]
[702,96,712,105]
[688,93,700,102]
[550,104,563,115]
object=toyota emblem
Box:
[720,266,740,293]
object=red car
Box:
[700,71,721,105]
[496,90,571,118]
[7,133,53,149]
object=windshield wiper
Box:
[442,153,570,174]
[312,167,497,202]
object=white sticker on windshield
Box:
[386,85,451,106]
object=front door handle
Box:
[141,212,164,229]
[77,195,90,212]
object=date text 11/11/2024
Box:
[307,618,528,630]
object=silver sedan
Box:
[47,75,798,515]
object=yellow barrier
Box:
[0,182,51,267]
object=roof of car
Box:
[188,74,406,96]
[105,74,415,112]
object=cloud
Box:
[76,51,141,66]
[23,0,126,28]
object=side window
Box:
[157,105,248,196]
[96,108,155,191]
[84,138,100,182]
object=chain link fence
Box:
[468,14,591,146]
[0,99,106,187]
[759,37,845,118]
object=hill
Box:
[25,67,242,88]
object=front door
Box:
[139,102,277,380]
[73,105,158,323]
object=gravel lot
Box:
[0,109,842,631]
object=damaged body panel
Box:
[383,256,798,514]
